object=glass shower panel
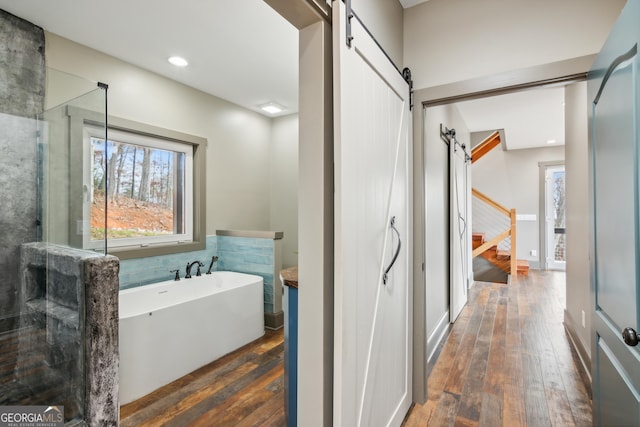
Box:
[0,108,40,407]
[9,70,106,424]
[40,71,107,252]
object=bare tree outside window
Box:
[90,137,185,240]
[553,171,566,262]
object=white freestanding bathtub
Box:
[118,271,264,404]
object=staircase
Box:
[471,131,529,280]
[472,232,529,276]
[471,130,501,164]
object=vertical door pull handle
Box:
[383,216,401,285]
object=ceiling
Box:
[399,0,430,8]
[0,0,299,117]
[1,0,565,146]
[455,86,565,151]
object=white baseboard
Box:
[427,310,451,366]
[564,310,592,387]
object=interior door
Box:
[333,2,412,426]
[450,139,470,322]
[589,0,640,425]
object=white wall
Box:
[354,0,404,66]
[472,144,565,263]
[270,114,299,268]
[564,82,590,362]
[424,103,470,342]
[404,0,626,90]
[45,33,279,236]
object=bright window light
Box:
[84,127,194,250]
[168,56,189,67]
[260,102,284,114]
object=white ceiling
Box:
[0,0,299,117]
[399,0,430,8]
[1,0,565,145]
[455,87,566,151]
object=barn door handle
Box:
[383,216,401,285]
[622,327,639,346]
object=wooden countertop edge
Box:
[280,266,298,289]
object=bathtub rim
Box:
[118,270,264,320]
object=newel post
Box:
[510,209,517,278]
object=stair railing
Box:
[472,188,517,275]
[471,130,501,164]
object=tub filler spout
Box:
[185,260,204,278]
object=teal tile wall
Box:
[118,234,278,315]
[119,235,218,290]
[217,236,275,314]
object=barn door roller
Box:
[342,0,413,108]
[346,0,354,47]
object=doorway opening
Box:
[421,83,573,380]
[543,163,566,271]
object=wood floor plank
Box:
[453,415,478,427]
[235,390,287,427]
[550,331,592,426]
[503,383,526,427]
[478,392,502,427]
[156,347,283,426]
[521,333,552,425]
[404,271,591,427]
[189,362,284,426]
[442,329,477,396]
[121,358,259,427]
[544,386,577,427]
[120,330,282,420]
[120,331,284,427]
[430,391,461,427]
[455,290,497,423]
[260,402,286,427]
[427,307,472,402]
[503,286,526,427]
[443,297,486,395]
[539,346,569,386]
[483,295,507,397]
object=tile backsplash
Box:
[119,235,218,289]
[118,232,282,315]
[217,235,277,314]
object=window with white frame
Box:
[84,126,193,249]
[68,106,206,259]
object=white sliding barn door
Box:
[333,2,412,427]
[450,142,470,322]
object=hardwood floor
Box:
[404,270,592,427]
[120,270,589,427]
[119,330,285,427]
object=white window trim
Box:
[83,125,194,250]
[67,105,207,260]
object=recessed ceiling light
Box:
[168,56,188,67]
[260,102,285,114]
[547,139,557,144]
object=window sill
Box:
[108,239,206,260]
